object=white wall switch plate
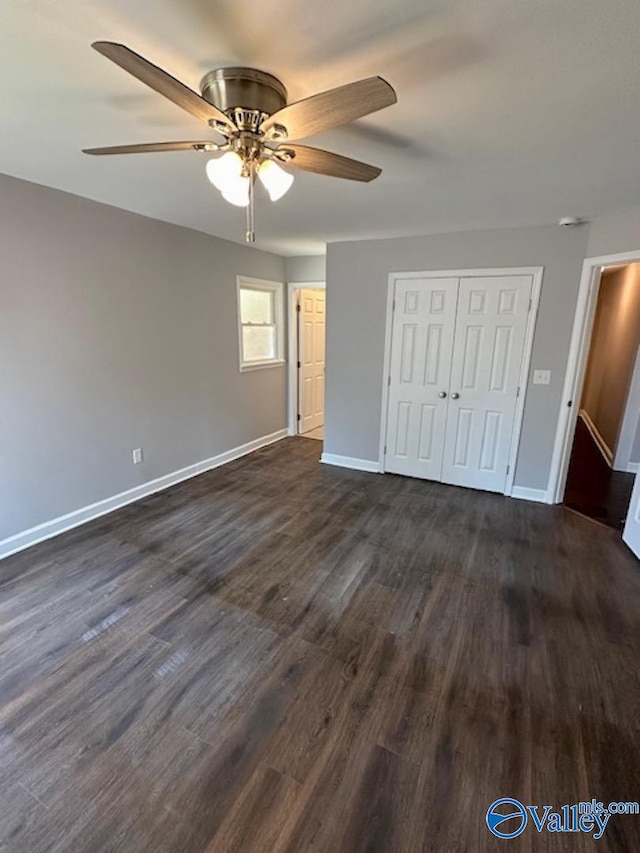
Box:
[132,448,143,464]
[533,369,551,385]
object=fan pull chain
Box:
[246,161,256,243]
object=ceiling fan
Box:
[84,43,397,241]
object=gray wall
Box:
[633,416,640,464]
[618,345,640,469]
[1,173,286,542]
[587,206,640,257]
[284,255,326,283]
[581,265,640,454]
[325,225,589,492]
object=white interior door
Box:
[298,289,325,434]
[385,278,459,479]
[623,474,640,557]
[441,275,532,493]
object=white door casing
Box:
[385,277,459,479]
[548,251,640,505]
[298,289,325,433]
[441,276,533,493]
[623,474,640,557]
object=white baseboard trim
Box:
[0,429,288,562]
[579,409,613,467]
[510,486,549,504]
[320,453,381,474]
[613,461,639,474]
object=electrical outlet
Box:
[533,369,551,385]
[132,448,143,465]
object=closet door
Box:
[385,278,458,479]
[441,275,532,493]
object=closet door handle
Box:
[438,391,447,398]
[451,392,460,399]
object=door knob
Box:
[451,392,460,399]
[438,391,447,398]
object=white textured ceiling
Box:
[1,0,639,255]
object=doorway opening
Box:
[562,263,640,528]
[287,283,326,441]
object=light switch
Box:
[533,369,551,385]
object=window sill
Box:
[240,359,286,373]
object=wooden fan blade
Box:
[83,141,218,155]
[279,144,381,182]
[92,42,237,133]
[261,76,396,140]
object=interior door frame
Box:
[379,267,544,497]
[547,249,640,503]
[287,280,326,436]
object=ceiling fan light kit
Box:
[257,160,294,201]
[206,151,244,193]
[221,173,251,208]
[84,43,397,241]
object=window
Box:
[237,277,285,370]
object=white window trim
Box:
[237,276,285,372]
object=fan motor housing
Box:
[200,67,287,131]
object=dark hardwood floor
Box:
[564,416,635,530]
[2,437,640,852]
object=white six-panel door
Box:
[384,274,533,494]
[298,289,325,434]
[385,278,459,479]
[441,276,532,493]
